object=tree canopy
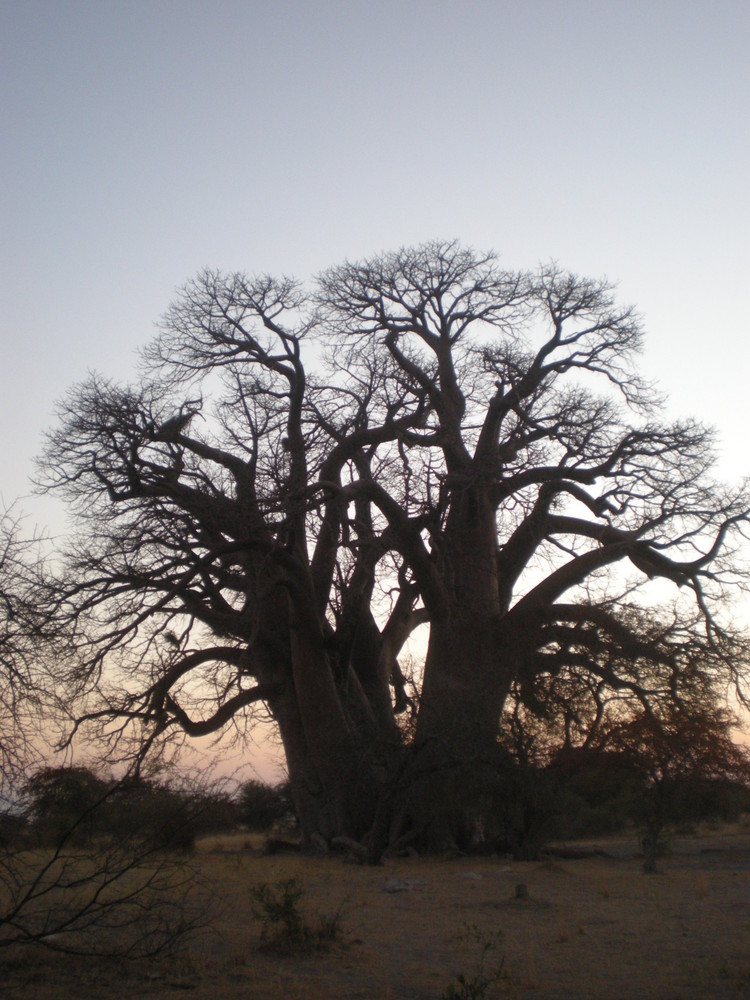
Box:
[34,241,750,852]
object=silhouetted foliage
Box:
[0,810,28,849]
[545,748,640,839]
[237,779,293,831]
[491,666,750,860]
[606,704,750,871]
[23,765,111,846]
[0,516,210,954]
[1,766,209,954]
[19,766,236,854]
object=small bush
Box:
[442,924,509,1000]
[250,877,344,953]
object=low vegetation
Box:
[249,876,346,953]
[2,820,750,999]
[0,766,292,955]
[441,925,508,999]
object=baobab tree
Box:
[37,242,750,850]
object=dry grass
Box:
[3,824,750,999]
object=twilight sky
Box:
[2,0,748,526]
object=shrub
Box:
[237,779,293,831]
[442,925,508,999]
[22,768,238,853]
[249,877,345,953]
[0,809,28,849]
[103,779,236,852]
[22,765,112,845]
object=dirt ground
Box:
[3,825,750,999]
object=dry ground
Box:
[3,825,750,999]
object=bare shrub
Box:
[249,876,345,953]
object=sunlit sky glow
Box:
[2,0,749,775]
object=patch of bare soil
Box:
[3,825,750,999]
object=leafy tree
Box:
[237,779,292,831]
[36,241,750,852]
[606,702,750,872]
[495,602,750,851]
[101,776,237,850]
[23,765,111,845]
[19,766,234,851]
[495,610,750,859]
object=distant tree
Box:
[494,603,750,853]
[23,765,111,845]
[606,702,750,872]
[102,776,237,850]
[237,779,292,831]
[36,242,750,852]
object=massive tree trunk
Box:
[263,651,385,845]
[286,590,381,838]
[250,572,385,845]
[410,484,511,848]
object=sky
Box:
[1,1,749,769]
[2,0,748,521]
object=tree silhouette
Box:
[0,516,205,954]
[36,242,750,851]
[607,702,750,872]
